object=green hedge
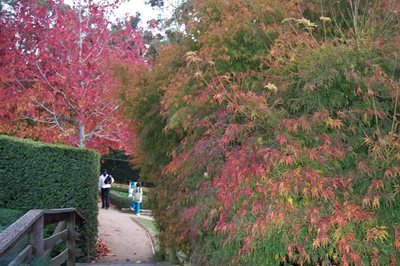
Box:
[110,189,152,210]
[111,186,128,193]
[0,208,24,232]
[110,190,132,209]
[0,135,100,258]
[101,157,140,184]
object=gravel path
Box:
[95,204,154,264]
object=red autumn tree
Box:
[0,0,146,154]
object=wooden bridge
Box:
[0,208,85,266]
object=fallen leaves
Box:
[96,238,111,257]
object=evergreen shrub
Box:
[0,135,100,258]
[0,208,24,231]
[110,190,151,210]
[110,190,132,209]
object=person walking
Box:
[98,170,114,209]
[131,182,143,216]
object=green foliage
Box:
[110,189,152,209]
[124,0,400,265]
[0,235,29,266]
[20,257,50,266]
[110,190,132,209]
[0,135,100,258]
[111,186,129,193]
[0,208,24,231]
[101,156,140,184]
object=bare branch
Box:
[85,104,120,139]
[35,62,78,113]
[29,97,72,137]
[87,105,108,120]
[82,27,106,63]
[55,70,66,79]
[15,78,28,92]
[92,132,119,142]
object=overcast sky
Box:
[64,0,178,27]
[113,0,163,23]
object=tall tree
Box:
[0,0,146,153]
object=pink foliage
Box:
[0,0,146,153]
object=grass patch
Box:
[135,217,159,237]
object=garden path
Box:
[94,203,154,264]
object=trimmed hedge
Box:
[0,135,100,258]
[0,208,24,232]
[110,189,152,210]
[101,157,140,184]
[110,190,132,209]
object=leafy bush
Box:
[125,0,400,265]
[0,135,100,258]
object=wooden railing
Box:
[0,208,85,266]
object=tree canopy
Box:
[0,0,147,153]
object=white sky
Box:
[114,0,164,23]
[64,0,179,27]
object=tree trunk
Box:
[78,122,85,147]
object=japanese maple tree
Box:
[0,0,146,153]
[126,0,400,264]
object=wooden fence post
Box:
[66,212,76,266]
[31,215,44,258]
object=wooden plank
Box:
[75,247,83,257]
[44,208,76,214]
[43,229,68,251]
[31,215,44,257]
[49,248,69,266]
[44,221,66,258]
[8,244,32,266]
[0,210,43,255]
[44,209,85,225]
[66,212,76,266]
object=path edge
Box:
[130,216,156,258]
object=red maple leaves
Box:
[0,0,147,153]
